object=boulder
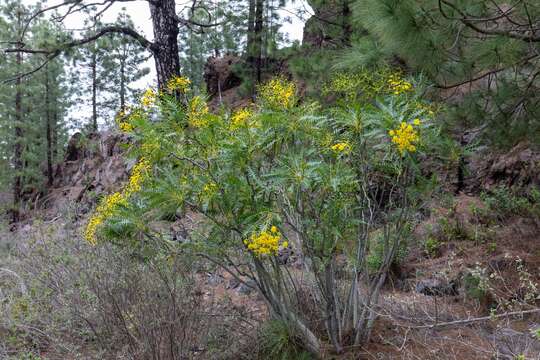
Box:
[415,278,459,296]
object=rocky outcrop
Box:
[43,131,130,216]
[203,55,242,95]
[465,142,540,193]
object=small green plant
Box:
[487,242,497,253]
[424,237,441,257]
[481,186,540,220]
[258,320,312,360]
[463,265,490,301]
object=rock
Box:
[415,278,459,296]
[237,279,257,295]
[207,273,223,286]
[277,246,293,265]
[465,141,540,193]
[227,278,240,290]
[65,132,84,162]
[203,54,242,98]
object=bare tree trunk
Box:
[45,63,53,187]
[12,9,23,223]
[253,0,264,84]
[247,0,255,51]
[91,48,98,131]
[52,102,58,160]
[148,0,181,90]
[119,55,126,111]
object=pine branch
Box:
[2,26,154,83]
[439,0,540,42]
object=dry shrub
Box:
[0,218,253,359]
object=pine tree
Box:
[98,12,150,124]
[347,0,540,146]
[0,1,70,219]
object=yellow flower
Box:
[282,241,289,248]
[257,77,296,109]
[84,192,128,245]
[230,108,253,130]
[141,88,156,107]
[202,182,218,197]
[389,121,420,155]
[119,121,134,132]
[188,96,210,128]
[330,141,352,154]
[125,158,151,195]
[387,73,413,95]
[166,75,191,93]
[84,157,151,245]
[244,227,285,257]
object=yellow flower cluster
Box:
[230,108,254,130]
[119,121,134,132]
[258,77,296,109]
[331,141,352,154]
[84,192,127,245]
[188,96,210,128]
[243,226,288,256]
[141,88,157,107]
[324,71,385,101]
[115,108,134,133]
[387,73,412,95]
[126,158,151,194]
[202,182,218,197]
[388,120,421,155]
[166,75,191,93]
[415,102,435,116]
[84,158,151,245]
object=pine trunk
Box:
[120,56,126,111]
[149,0,181,89]
[45,64,53,187]
[91,49,97,131]
[247,0,256,58]
[12,11,23,223]
[253,0,264,84]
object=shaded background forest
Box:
[1,0,539,219]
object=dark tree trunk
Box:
[148,0,181,89]
[247,0,256,56]
[120,55,126,111]
[45,64,53,187]
[52,101,58,160]
[342,0,352,45]
[253,0,264,84]
[91,48,98,131]
[12,11,23,223]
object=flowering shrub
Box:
[84,158,150,244]
[166,75,191,93]
[87,70,443,356]
[257,77,296,109]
